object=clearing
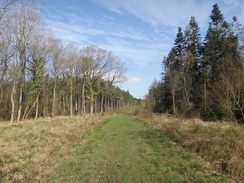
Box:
[50,115,229,183]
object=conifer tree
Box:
[172,27,185,71]
[184,17,202,111]
[203,3,228,82]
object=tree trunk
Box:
[51,78,56,117]
[100,94,104,114]
[111,100,114,112]
[10,81,16,123]
[81,81,86,115]
[17,87,23,122]
[90,93,94,116]
[117,98,119,110]
[75,95,78,114]
[70,77,73,117]
[204,80,207,111]
[23,89,42,120]
[94,98,97,113]
[107,97,110,112]
[35,98,39,120]
[183,76,190,108]
[172,87,176,114]
[104,95,107,112]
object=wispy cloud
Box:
[91,0,209,28]
[91,0,244,31]
[43,5,170,67]
[124,76,142,85]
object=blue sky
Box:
[42,0,244,99]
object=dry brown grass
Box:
[0,114,113,183]
[134,108,244,181]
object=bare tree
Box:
[167,69,180,114]
[0,0,18,22]
[80,45,126,115]
[0,0,17,102]
[211,57,244,122]
[178,51,196,114]
[48,38,64,117]
[10,2,42,121]
[58,43,79,117]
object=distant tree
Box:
[145,80,163,112]
[48,38,64,117]
[80,45,126,115]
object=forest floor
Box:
[0,110,241,182]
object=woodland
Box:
[0,1,243,123]
[0,1,243,182]
[0,0,138,122]
[145,4,244,123]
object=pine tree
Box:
[184,17,202,110]
[172,27,185,71]
[203,3,228,82]
[185,17,202,58]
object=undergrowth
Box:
[0,114,112,182]
[134,108,244,182]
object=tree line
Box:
[145,4,244,123]
[0,0,137,122]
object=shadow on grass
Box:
[138,128,172,150]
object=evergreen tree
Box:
[172,27,185,71]
[185,17,202,58]
[203,3,228,82]
[151,3,243,122]
[184,17,202,111]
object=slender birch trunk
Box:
[81,81,86,115]
[10,81,16,123]
[70,76,73,117]
[100,94,104,114]
[90,92,94,116]
[52,78,57,117]
[35,98,39,120]
[17,87,23,122]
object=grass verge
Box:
[134,108,244,182]
[0,114,112,182]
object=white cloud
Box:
[91,0,212,28]
[91,0,244,32]
[44,9,170,67]
[124,76,142,85]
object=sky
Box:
[42,0,244,99]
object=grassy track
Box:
[50,115,228,183]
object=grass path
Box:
[50,115,227,183]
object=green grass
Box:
[50,115,227,183]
